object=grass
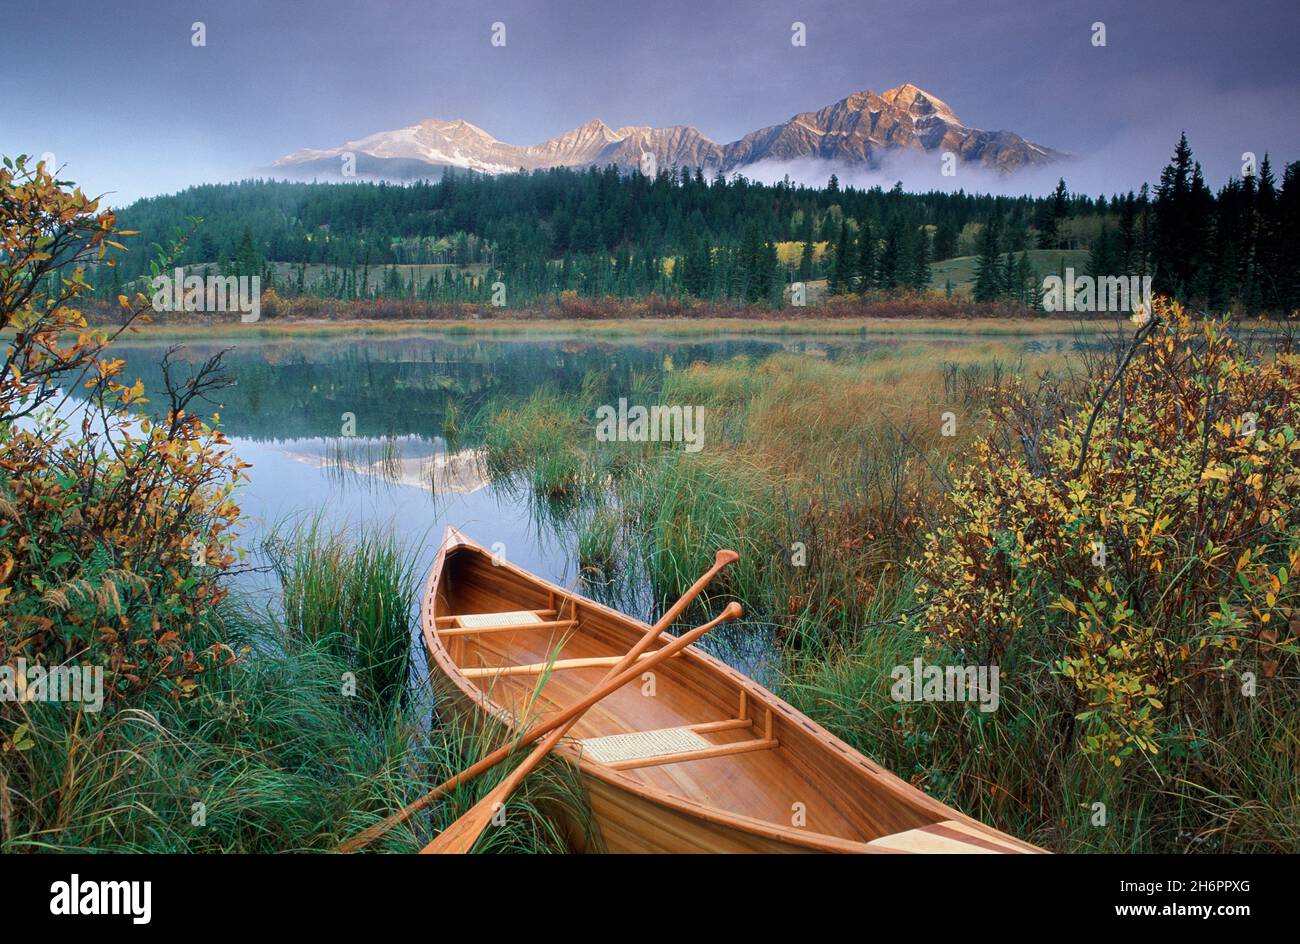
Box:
[267,516,420,713]
[2,524,595,854]
[476,332,1300,854]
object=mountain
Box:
[273,84,1062,180]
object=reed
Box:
[267,517,420,713]
[1,592,591,855]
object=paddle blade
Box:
[421,785,506,854]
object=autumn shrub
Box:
[1,157,246,715]
[917,301,1300,761]
[905,299,1300,846]
[1,157,254,844]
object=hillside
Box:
[930,249,1090,296]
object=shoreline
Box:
[78,315,1128,340]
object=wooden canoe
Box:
[423,527,1044,854]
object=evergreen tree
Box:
[828,221,853,295]
[932,219,958,261]
[909,225,931,292]
[973,218,1003,302]
[797,224,815,282]
[856,220,876,293]
[1014,251,1036,308]
[1087,222,1117,281]
[877,216,904,290]
[231,225,260,278]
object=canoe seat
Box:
[579,721,778,771]
[456,610,545,628]
[437,610,577,638]
[867,820,1031,854]
[581,726,712,764]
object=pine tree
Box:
[855,220,876,292]
[797,224,814,282]
[1050,178,1071,249]
[829,221,852,295]
[909,225,931,292]
[878,216,904,290]
[232,225,260,278]
[1014,251,1035,308]
[932,220,958,261]
[973,218,1003,302]
[1087,222,1117,281]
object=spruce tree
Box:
[855,220,876,293]
[829,221,852,295]
[910,225,931,292]
[973,218,1003,302]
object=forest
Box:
[90,134,1299,314]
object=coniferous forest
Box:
[93,134,1300,314]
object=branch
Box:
[1070,314,1161,480]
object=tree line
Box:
[94,134,1299,312]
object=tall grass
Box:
[477,336,1300,853]
[268,517,419,712]
[3,538,594,854]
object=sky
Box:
[4,0,1299,206]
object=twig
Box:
[1071,315,1161,480]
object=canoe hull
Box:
[433,669,825,853]
[423,528,1045,854]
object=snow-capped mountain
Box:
[273,84,1062,179]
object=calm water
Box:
[103,328,1085,678]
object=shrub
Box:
[916,300,1300,767]
[1,155,247,722]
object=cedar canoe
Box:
[423,527,1044,854]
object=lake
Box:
[104,327,1090,678]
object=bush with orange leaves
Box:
[915,300,1300,766]
[0,156,247,734]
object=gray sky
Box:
[4,0,1298,205]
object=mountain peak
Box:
[880,84,962,125]
[274,84,1059,178]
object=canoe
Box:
[423,527,1044,854]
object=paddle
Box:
[337,548,739,853]
[421,599,743,853]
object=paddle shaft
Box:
[338,549,738,852]
[419,599,743,853]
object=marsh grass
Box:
[267,517,420,714]
[3,548,593,854]
[477,334,1300,853]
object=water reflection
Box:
[94,328,1083,678]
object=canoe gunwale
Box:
[422,526,1043,854]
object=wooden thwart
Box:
[462,649,679,679]
[438,618,576,637]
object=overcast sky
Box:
[5,0,1298,205]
